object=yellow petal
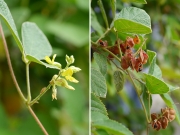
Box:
[61,68,73,77]
[55,78,75,90]
[45,56,52,64]
[52,54,57,63]
[65,76,79,83]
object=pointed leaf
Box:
[147,50,156,75]
[113,70,125,92]
[93,119,133,135]
[91,93,108,115]
[91,68,107,98]
[144,73,169,94]
[0,0,23,52]
[114,7,151,34]
[161,93,180,124]
[22,22,52,61]
[94,52,108,76]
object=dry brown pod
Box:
[160,116,168,129]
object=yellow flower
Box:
[61,68,79,83]
[55,78,75,90]
[45,54,61,69]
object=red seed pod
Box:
[139,49,149,64]
[133,35,141,44]
[121,56,129,70]
[98,40,108,47]
[120,42,126,54]
[125,37,135,48]
[152,120,162,131]
[160,116,168,129]
[134,57,143,72]
[151,113,158,121]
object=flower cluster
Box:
[151,107,176,131]
[45,54,81,100]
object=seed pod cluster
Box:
[151,107,176,131]
[119,36,148,72]
[98,36,148,72]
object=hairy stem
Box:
[95,29,111,44]
[127,70,150,123]
[97,0,109,29]
[0,23,26,102]
[26,63,31,102]
[28,106,49,135]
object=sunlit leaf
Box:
[144,73,169,94]
[114,7,151,34]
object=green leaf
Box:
[113,70,125,92]
[93,119,134,135]
[91,93,108,116]
[152,64,162,79]
[147,50,156,75]
[91,111,109,123]
[94,52,108,76]
[91,68,107,98]
[22,22,52,61]
[114,7,151,34]
[144,73,169,94]
[91,9,104,36]
[161,93,180,124]
[0,0,23,52]
[167,84,180,92]
[46,21,88,47]
[95,129,110,135]
[122,0,147,4]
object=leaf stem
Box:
[97,0,109,29]
[127,70,150,123]
[0,22,26,102]
[27,106,49,135]
[26,63,31,102]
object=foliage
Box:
[91,0,180,134]
[0,0,89,135]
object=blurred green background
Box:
[0,0,89,135]
[91,0,180,134]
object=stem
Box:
[134,38,147,56]
[97,0,109,29]
[116,32,122,58]
[0,22,26,102]
[27,106,48,135]
[127,70,150,123]
[26,63,31,102]
[95,29,111,44]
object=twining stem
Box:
[0,23,26,102]
[127,70,150,123]
[28,106,48,135]
[97,0,109,29]
[26,63,31,102]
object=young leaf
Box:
[93,119,134,135]
[147,50,156,75]
[22,22,52,61]
[0,0,23,52]
[94,52,108,76]
[94,129,110,135]
[91,68,107,98]
[161,93,180,124]
[144,73,169,94]
[113,70,125,92]
[91,93,108,115]
[91,9,104,36]
[114,7,151,34]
